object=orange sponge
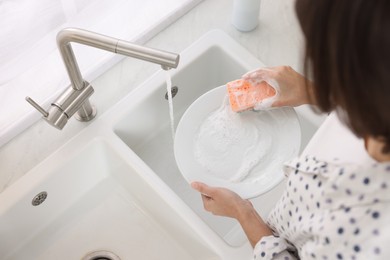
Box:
[226,79,276,112]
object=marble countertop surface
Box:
[0,0,304,193]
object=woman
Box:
[192,0,390,259]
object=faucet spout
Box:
[56,28,180,90]
[26,27,180,130]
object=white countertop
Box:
[303,112,375,165]
[0,0,304,193]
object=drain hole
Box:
[32,191,47,206]
[165,86,178,100]
[82,250,121,260]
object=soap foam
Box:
[193,96,272,182]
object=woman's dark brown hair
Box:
[295,0,390,153]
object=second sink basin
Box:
[0,139,218,259]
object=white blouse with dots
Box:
[253,155,390,259]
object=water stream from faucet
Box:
[165,71,175,140]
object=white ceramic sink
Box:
[0,139,218,260]
[0,30,326,260]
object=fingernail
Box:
[191,182,198,189]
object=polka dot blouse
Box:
[253,155,390,259]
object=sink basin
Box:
[113,33,257,247]
[0,139,218,260]
[0,30,327,259]
[110,30,326,247]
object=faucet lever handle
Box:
[26,97,49,117]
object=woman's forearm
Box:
[236,202,274,247]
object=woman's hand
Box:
[191,182,274,247]
[243,66,315,109]
[191,182,252,219]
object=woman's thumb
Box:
[191,182,213,196]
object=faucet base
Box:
[75,103,97,122]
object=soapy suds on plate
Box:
[193,96,274,182]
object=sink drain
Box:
[82,250,121,260]
[165,86,178,100]
[31,191,48,206]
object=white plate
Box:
[174,85,301,199]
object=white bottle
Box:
[232,0,261,32]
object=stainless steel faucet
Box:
[26,28,180,130]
